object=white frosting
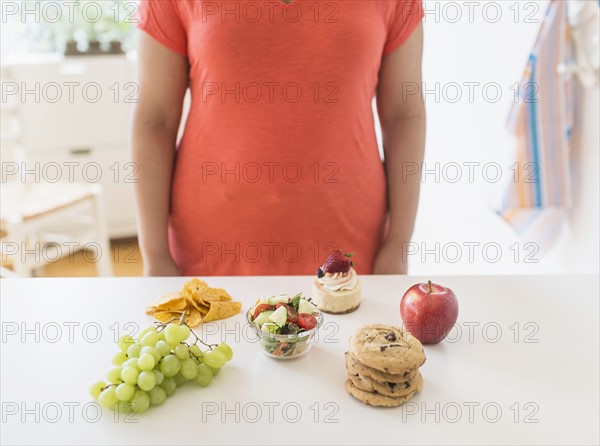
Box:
[318,268,358,291]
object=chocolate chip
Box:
[384,331,397,342]
[380,346,388,352]
[388,382,396,389]
[317,267,324,278]
[404,382,410,389]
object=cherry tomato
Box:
[252,304,274,320]
[297,313,318,330]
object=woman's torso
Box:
[166,0,402,275]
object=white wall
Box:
[373,0,599,275]
[562,67,600,273]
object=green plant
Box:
[8,0,136,53]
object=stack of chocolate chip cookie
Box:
[345,324,426,407]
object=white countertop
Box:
[1,275,599,445]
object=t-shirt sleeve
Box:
[137,0,188,56]
[383,0,424,56]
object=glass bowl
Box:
[246,308,324,359]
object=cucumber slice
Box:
[254,310,273,327]
[261,323,279,334]
[298,299,316,315]
[268,295,290,306]
[269,306,288,327]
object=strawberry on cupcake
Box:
[312,249,362,314]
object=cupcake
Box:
[312,250,361,314]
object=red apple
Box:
[400,280,458,344]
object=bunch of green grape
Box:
[89,321,233,413]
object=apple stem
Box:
[428,280,432,293]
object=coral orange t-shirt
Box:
[138,0,423,275]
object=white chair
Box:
[0,181,113,277]
[0,64,113,277]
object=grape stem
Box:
[178,311,187,326]
[153,317,217,349]
[189,329,217,350]
[184,346,203,365]
[153,317,179,332]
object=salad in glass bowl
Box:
[247,293,323,359]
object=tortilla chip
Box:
[152,293,188,312]
[182,278,209,299]
[184,308,203,327]
[188,297,210,315]
[200,287,232,303]
[202,301,242,323]
[155,291,183,305]
[148,278,241,326]
[153,310,183,323]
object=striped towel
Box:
[495,0,574,254]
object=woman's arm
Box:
[132,32,189,276]
[373,24,426,274]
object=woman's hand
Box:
[143,254,181,277]
[373,239,408,275]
